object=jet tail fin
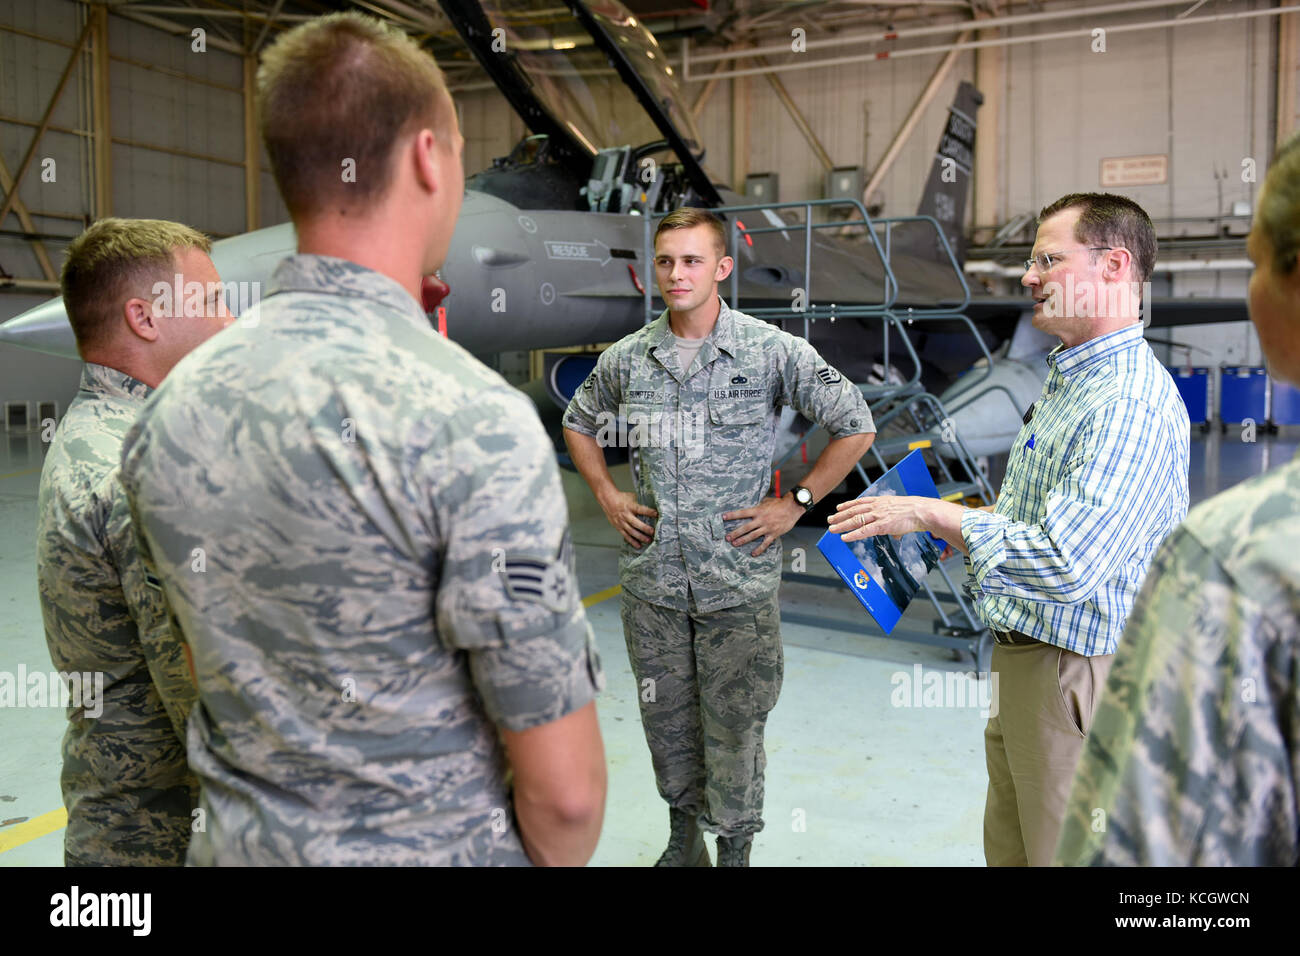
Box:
[914,80,983,267]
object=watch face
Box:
[794,487,813,507]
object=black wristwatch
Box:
[790,485,814,512]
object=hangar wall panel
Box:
[1001,4,1271,228]
[0,0,91,282]
[109,17,248,237]
[457,87,525,183]
[0,1,283,414]
[691,45,978,220]
[686,3,1277,228]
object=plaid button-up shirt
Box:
[961,323,1190,656]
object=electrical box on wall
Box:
[826,166,863,202]
[745,173,779,202]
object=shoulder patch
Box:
[816,366,843,387]
[501,530,574,613]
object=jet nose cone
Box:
[0,297,79,360]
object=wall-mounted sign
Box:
[1100,154,1168,187]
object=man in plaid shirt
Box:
[829,193,1189,866]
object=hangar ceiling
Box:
[89,1,1023,77]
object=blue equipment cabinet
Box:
[1219,366,1270,432]
[1168,366,1210,432]
[1271,377,1300,426]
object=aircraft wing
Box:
[964,295,1249,329]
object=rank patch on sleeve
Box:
[816,366,842,386]
[502,531,574,613]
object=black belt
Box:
[991,629,1039,647]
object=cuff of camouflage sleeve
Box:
[471,611,603,734]
[560,411,598,438]
[962,507,1009,596]
[827,422,876,440]
[826,411,876,440]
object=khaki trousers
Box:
[983,639,1114,866]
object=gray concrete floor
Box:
[2,427,1295,866]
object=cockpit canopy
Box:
[475,0,704,161]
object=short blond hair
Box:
[60,217,211,354]
[654,207,727,257]
[257,12,456,218]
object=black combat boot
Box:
[715,834,752,867]
[654,807,711,866]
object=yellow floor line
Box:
[0,466,41,481]
[0,807,66,854]
[582,583,622,608]
[0,583,622,857]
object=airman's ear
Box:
[412,129,439,195]
[123,297,161,343]
[715,255,734,282]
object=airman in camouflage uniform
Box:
[1056,462,1300,866]
[121,254,604,866]
[566,299,872,614]
[38,366,198,866]
[1057,134,1300,868]
[37,217,228,865]
[564,213,874,865]
[116,11,605,867]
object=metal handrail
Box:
[868,392,996,503]
[638,197,900,324]
[871,214,972,314]
[886,310,997,409]
[769,310,928,474]
[873,311,926,405]
[714,197,898,314]
[940,380,1028,430]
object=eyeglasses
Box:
[1024,247,1113,273]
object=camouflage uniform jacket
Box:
[1057,452,1300,866]
[120,254,602,866]
[37,362,198,865]
[563,297,874,613]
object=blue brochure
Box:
[816,449,947,634]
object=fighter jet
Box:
[441,0,1248,465]
[0,0,1248,464]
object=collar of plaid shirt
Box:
[1048,322,1146,379]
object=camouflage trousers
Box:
[620,589,783,836]
[62,779,198,866]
